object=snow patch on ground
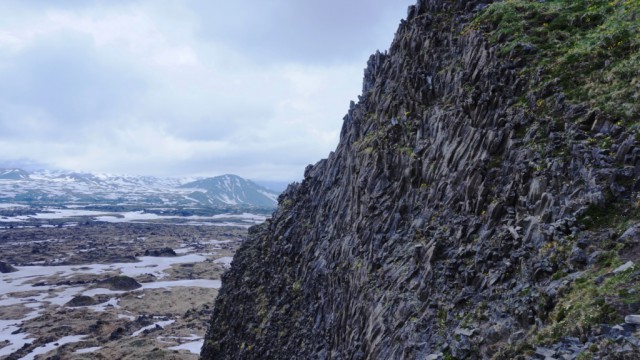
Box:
[214,257,233,268]
[75,346,102,354]
[0,203,27,209]
[19,335,86,360]
[88,297,120,312]
[0,318,35,358]
[201,239,232,246]
[132,320,175,337]
[168,340,204,354]
[141,279,221,290]
[0,253,208,295]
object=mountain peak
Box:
[0,168,30,180]
[0,171,281,209]
[180,175,279,207]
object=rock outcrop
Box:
[66,295,97,307]
[98,275,141,291]
[0,261,17,273]
[202,0,640,358]
[144,247,177,257]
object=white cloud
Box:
[0,0,415,181]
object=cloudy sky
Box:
[0,0,414,181]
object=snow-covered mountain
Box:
[0,169,29,180]
[0,169,280,209]
[180,174,279,207]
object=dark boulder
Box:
[0,261,17,273]
[98,275,141,291]
[65,295,96,307]
[144,247,177,257]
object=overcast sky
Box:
[0,0,414,181]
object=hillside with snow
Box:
[0,169,280,209]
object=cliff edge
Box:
[202,0,640,358]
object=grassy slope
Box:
[470,1,640,357]
[472,0,639,122]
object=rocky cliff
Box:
[202,0,640,358]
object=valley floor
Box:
[0,214,248,359]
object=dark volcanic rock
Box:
[144,247,177,257]
[65,295,96,307]
[201,0,640,359]
[98,275,141,291]
[0,261,17,273]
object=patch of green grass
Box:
[472,0,640,122]
[292,280,302,295]
[576,351,594,360]
[537,264,639,344]
[397,146,415,157]
[437,307,448,336]
[578,201,640,231]
[280,199,294,209]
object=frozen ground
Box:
[0,251,220,358]
[169,340,205,354]
[0,220,249,359]
[0,206,267,228]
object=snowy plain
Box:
[0,208,256,358]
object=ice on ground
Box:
[75,346,101,354]
[0,217,26,222]
[24,209,111,219]
[0,207,268,227]
[0,320,33,357]
[0,296,29,307]
[118,314,136,321]
[44,286,87,306]
[0,203,28,209]
[94,211,165,223]
[82,288,125,297]
[169,340,204,354]
[211,213,266,221]
[88,297,120,312]
[201,239,232,246]
[0,233,230,356]
[118,254,207,279]
[0,254,208,295]
[157,334,200,344]
[0,309,44,357]
[141,279,221,289]
[24,302,43,309]
[0,325,33,358]
[132,320,175,337]
[214,257,233,268]
[19,334,86,360]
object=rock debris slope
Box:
[202,0,640,358]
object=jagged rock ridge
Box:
[202,0,640,359]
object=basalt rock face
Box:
[202,0,640,359]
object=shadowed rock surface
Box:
[145,247,178,257]
[98,275,142,291]
[0,261,17,273]
[202,0,640,359]
[65,295,97,307]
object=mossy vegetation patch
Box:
[472,0,640,122]
[536,263,639,344]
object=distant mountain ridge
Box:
[180,175,279,208]
[0,169,280,209]
[0,169,29,180]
